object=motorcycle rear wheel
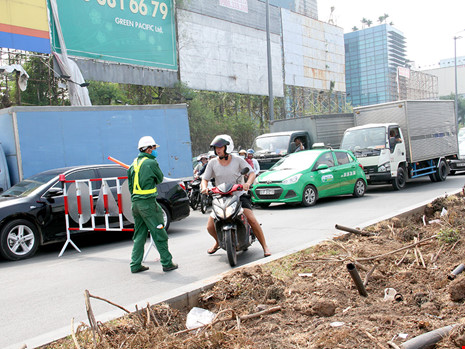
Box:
[190,191,200,210]
[200,194,208,214]
[225,228,237,267]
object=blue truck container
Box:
[0,104,192,187]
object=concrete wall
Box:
[422,65,465,97]
[177,8,284,97]
[282,9,345,92]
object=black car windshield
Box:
[0,173,58,197]
[271,151,321,172]
[253,135,290,155]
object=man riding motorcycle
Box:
[200,134,271,257]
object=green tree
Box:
[87,81,127,105]
[3,55,64,106]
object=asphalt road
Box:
[2,175,465,349]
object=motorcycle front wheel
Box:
[224,228,237,267]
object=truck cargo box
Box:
[270,113,354,148]
[353,100,458,163]
[0,104,192,186]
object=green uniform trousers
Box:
[130,198,173,272]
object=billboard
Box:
[0,0,50,53]
[48,0,177,70]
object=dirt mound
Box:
[42,194,465,349]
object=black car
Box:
[0,165,190,261]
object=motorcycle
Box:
[200,179,215,214]
[209,168,255,266]
[188,177,201,210]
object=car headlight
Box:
[282,174,302,184]
[225,202,237,218]
[378,162,390,172]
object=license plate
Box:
[456,163,465,167]
[259,189,275,195]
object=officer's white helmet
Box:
[138,136,159,151]
[210,135,234,155]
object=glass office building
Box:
[344,24,407,106]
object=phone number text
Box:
[84,0,170,19]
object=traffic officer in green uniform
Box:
[127,136,178,273]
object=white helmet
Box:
[138,136,159,151]
[210,134,234,155]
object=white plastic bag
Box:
[186,307,216,329]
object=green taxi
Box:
[251,148,367,207]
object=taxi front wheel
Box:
[301,185,318,207]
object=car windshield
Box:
[341,127,386,151]
[0,173,58,197]
[271,151,321,172]
[253,135,290,155]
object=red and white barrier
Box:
[59,174,159,260]
[59,174,134,257]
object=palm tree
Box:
[384,13,389,23]
[366,19,373,27]
[378,16,385,24]
[352,26,359,31]
[361,17,367,28]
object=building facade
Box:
[344,24,407,106]
[177,0,346,118]
[422,65,465,98]
[344,24,439,107]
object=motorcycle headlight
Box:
[212,203,224,219]
[225,202,237,218]
[282,173,302,184]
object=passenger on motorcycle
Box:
[247,149,260,175]
[201,135,271,257]
[193,154,208,178]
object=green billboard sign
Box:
[49,0,177,70]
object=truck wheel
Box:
[0,219,39,260]
[429,173,438,182]
[301,185,318,207]
[436,161,448,181]
[392,167,406,190]
[353,179,366,198]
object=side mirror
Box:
[241,167,250,175]
[45,187,63,198]
[316,164,329,171]
[289,142,297,153]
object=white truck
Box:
[340,100,459,190]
